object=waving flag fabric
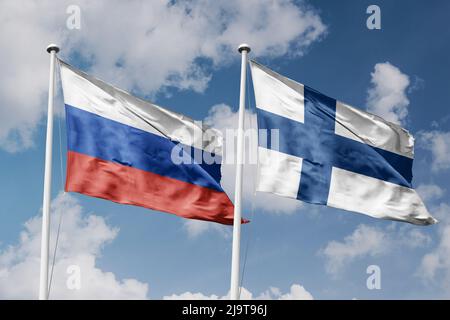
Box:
[250,60,436,225]
[59,60,234,224]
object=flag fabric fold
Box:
[250,60,436,225]
[59,60,235,225]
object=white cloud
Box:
[163,288,251,300]
[321,224,431,276]
[0,1,64,152]
[0,0,326,152]
[163,283,313,300]
[0,193,148,299]
[416,184,445,202]
[418,130,450,171]
[164,291,221,300]
[366,62,411,124]
[258,284,313,300]
[183,219,230,239]
[321,225,388,275]
[418,203,450,294]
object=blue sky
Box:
[0,0,450,299]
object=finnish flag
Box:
[250,60,436,225]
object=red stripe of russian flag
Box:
[66,151,236,225]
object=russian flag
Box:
[59,60,235,225]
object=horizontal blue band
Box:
[65,104,223,192]
[257,108,413,189]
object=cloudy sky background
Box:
[0,0,449,299]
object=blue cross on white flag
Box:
[250,60,436,225]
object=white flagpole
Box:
[39,44,59,300]
[230,43,251,300]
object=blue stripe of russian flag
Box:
[66,104,223,192]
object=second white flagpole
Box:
[230,43,251,300]
[39,44,59,300]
